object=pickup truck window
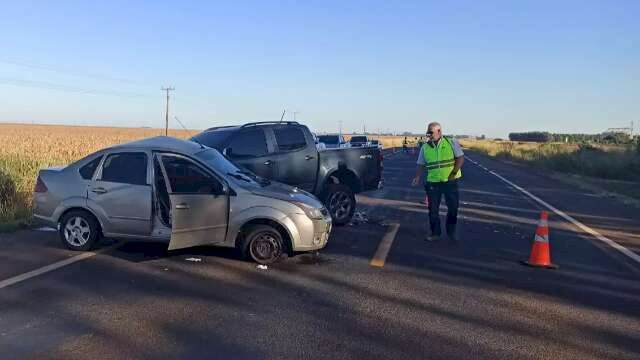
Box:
[228,129,268,157]
[274,127,307,151]
[318,135,339,144]
[191,128,235,148]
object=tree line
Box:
[508,131,635,144]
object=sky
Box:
[1,0,638,138]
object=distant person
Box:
[402,137,408,153]
[411,122,464,241]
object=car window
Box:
[274,127,307,151]
[227,129,268,157]
[318,135,339,144]
[79,156,102,180]
[161,155,223,194]
[351,136,367,142]
[100,152,147,185]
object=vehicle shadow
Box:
[108,240,241,263]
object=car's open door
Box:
[168,193,229,250]
[156,153,229,251]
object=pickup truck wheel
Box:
[325,184,355,226]
[59,210,99,251]
[245,225,284,265]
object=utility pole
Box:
[161,86,175,136]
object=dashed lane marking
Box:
[370,223,401,267]
[466,156,640,266]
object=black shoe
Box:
[447,231,458,242]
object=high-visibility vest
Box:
[423,137,462,183]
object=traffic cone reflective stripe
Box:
[536,225,549,237]
[521,211,558,269]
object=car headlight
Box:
[295,202,326,220]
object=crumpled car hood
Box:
[249,181,324,208]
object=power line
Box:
[162,86,175,136]
[0,76,153,99]
[0,58,151,86]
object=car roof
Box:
[110,136,203,155]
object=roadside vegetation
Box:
[460,139,640,200]
[0,124,192,230]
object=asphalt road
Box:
[1,150,639,359]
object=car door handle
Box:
[175,203,189,210]
[305,155,315,160]
[91,187,107,194]
[263,160,272,166]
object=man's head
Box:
[427,122,442,141]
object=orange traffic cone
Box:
[521,211,558,269]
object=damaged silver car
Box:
[33,136,331,264]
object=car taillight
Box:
[34,176,48,193]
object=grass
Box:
[460,139,640,200]
[0,123,192,229]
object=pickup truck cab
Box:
[348,135,370,148]
[317,134,347,149]
[191,122,383,225]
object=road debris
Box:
[185,257,202,262]
[256,264,268,270]
[348,210,369,225]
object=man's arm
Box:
[448,156,464,180]
[412,144,426,186]
[412,164,425,186]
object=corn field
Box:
[0,123,192,226]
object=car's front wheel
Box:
[59,210,99,251]
[243,225,285,265]
[324,183,355,226]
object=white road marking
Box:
[0,246,114,289]
[34,226,56,232]
[467,156,640,265]
[370,223,400,267]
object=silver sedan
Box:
[33,136,332,264]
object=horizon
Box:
[2,121,627,139]
[2,1,639,138]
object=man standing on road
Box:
[411,122,464,241]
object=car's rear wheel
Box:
[59,210,99,251]
[243,225,285,265]
[324,183,355,226]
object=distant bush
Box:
[508,132,551,142]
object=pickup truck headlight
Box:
[295,202,326,220]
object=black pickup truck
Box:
[191,121,383,225]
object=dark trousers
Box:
[425,180,459,236]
